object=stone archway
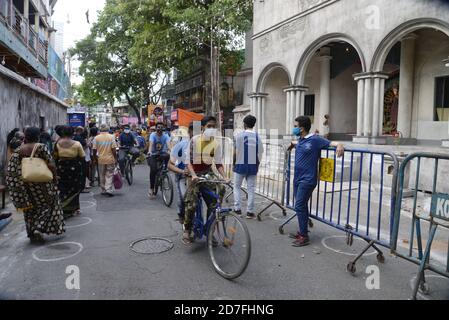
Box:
[295,35,367,139]
[253,63,292,135]
[371,18,449,142]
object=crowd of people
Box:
[3,115,344,248]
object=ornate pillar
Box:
[284,89,292,133]
[397,34,417,138]
[248,93,267,132]
[371,73,389,137]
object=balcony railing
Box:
[0,0,48,66]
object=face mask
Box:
[124,129,130,134]
[203,128,217,139]
[292,127,301,137]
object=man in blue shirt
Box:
[168,124,193,223]
[288,116,344,247]
[118,125,138,175]
[233,115,264,219]
[148,122,170,199]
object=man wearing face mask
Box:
[182,116,227,245]
[118,125,138,175]
[288,116,344,247]
[147,122,171,199]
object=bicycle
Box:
[191,176,252,280]
[124,152,134,186]
[150,155,174,207]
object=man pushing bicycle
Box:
[183,116,228,245]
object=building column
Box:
[284,89,292,133]
[317,48,332,135]
[371,73,389,137]
[355,77,365,136]
[34,14,39,32]
[24,0,30,22]
[397,34,417,138]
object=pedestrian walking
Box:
[6,129,25,162]
[288,116,344,247]
[233,115,264,219]
[92,124,118,197]
[53,126,86,218]
[87,127,99,187]
[167,125,193,223]
[5,127,65,243]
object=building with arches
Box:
[247,0,449,146]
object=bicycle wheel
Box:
[161,173,174,207]
[207,213,251,280]
[125,160,133,185]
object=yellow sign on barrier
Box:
[319,158,335,183]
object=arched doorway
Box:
[257,64,291,135]
[296,37,366,140]
[372,19,449,142]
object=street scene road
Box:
[1,164,448,300]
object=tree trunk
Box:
[204,51,213,116]
[125,93,142,125]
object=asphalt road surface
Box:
[0,164,448,300]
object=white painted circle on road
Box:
[321,235,377,257]
[65,217,92,229]
[80,201,96,210]
[32,242,83,262]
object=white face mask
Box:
[203,128,218,139]
[124,129,130,134]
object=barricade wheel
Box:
[282,210,287,217]
[347,262,356,274]
[309,219,314,228]
[279,226,284,235]
[376,253,385,264]
[419,282,430,296]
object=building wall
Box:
[264,68,289,134]
[0,66,67,172]
[253,0,449,83]
[412,29,449,141]
[252,0,449,142]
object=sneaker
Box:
[292,235,310,247]
[289,232,300,239]
[234,210,242,216]
[105,193,115,198]
[246,212,256,219]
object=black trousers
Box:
[148,153,170,190]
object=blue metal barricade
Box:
[279,147,399,272]
[391,152,449,300]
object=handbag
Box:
[113,166,123,190]
[21,144,53,183]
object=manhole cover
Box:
[130,237,174,254]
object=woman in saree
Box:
[53,126,86,218]
[6,127,65,243]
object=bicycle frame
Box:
[193,186,232,240]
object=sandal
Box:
[182,231,193,245]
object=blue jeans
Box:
[176,175,187,217]
[294,183,316,237]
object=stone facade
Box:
[0,65,67,173]
[250,0,449,145]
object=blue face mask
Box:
[292,127,301,137]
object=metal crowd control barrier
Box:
[253,142,288,220]
[214,136,287,219]
[279,147,399,272]
[391,152,449,300]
